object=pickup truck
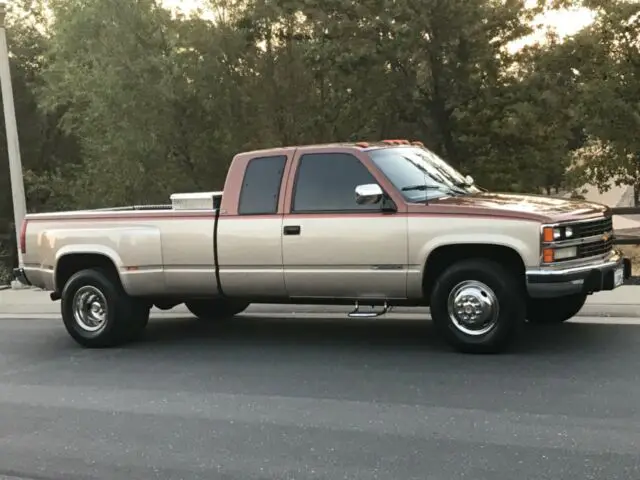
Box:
[13,140,632,354]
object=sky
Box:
[161,0,596,45]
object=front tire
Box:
[185,299,249,321]
[430,259,526,354]
[526,294,587,325]
[61,268,150,348]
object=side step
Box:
[348,301,392,318]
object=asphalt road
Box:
[0,311,639,480]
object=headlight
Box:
[542,246,578,263]
[542,226,574,242]
[541,224,578,263]
[553,247,577,261]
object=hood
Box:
[426,192,610,223]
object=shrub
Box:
[0,262,11,285]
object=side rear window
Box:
[238,155,287,215]
[292,153,379,212]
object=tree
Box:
[0,0,82,215]
[36,0,595,209]
[296,0,584,191]
[567,0,640,202]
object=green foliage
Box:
[0,264,11,285]
[0,0,83,270]
[0,232,12,285]
[563,0,640,197]
[0,0,636,224]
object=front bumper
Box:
[12,267,31,286]
[526,251,631,299]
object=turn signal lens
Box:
[542,227,554,243]
[543,248,554,263]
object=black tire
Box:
[60,268,150,348]
[429,259,526,354]
[124,304,151,341]
[185,299,249,321]
[526,294,587,325]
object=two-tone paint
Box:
[18,143,615,304]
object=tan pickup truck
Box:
[14,140,631,353]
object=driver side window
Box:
[292,153,381,212]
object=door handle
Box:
[283,225,301,235]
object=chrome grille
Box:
[570,216,613,240]
[570,216,614,260]
[577,238,615,258]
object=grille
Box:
[570,216,613,239]
[577,238,615,259]
[567,216,614,260]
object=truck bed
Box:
[20,193,224,299]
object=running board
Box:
[347,301,392,318]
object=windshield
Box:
[368,146,479,202]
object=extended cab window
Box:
[292,153,380,212]
[238,155,287,215]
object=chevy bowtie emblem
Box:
[602,232,610,242]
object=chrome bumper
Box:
[526,251,631,299]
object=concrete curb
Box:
[578,305,640,318]
[3,286,640,318]
[10,280,32,290]
[243,304,640,319]
[0,303,639,319]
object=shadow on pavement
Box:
[136,314,640,356]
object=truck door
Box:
[216,153,289,298]
[282,149,408,299]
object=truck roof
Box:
[238,140,424,157]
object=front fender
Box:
[417,234,536,278]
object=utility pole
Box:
[0,2,26,266]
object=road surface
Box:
[0,310,639,480]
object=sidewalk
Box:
[0,288,191,315]
[1,286,640,318]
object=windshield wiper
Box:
[449,183,471,194]
[413,152,472,193]
[401,184,462,196]
[402,185,444,192]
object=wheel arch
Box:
[55,249,123,295]
[422,243,527,301]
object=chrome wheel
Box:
[447,280,499,336]
[72,286,108,333]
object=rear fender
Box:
[55,245,124,292]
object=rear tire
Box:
[185,299,249,321]
[526,294,587,325]
[61,268,150,348]
[429,259,526,354]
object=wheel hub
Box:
[447,280,499,336]
[73,286,108,333]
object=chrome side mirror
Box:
[355,183,384,205]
